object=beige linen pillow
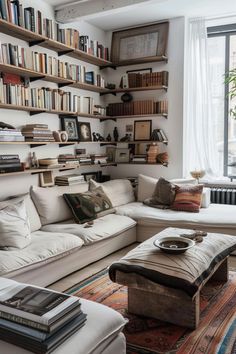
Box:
[137,174,158,202]
[89,179,135,207]
[30,183,89,225]
[0,200,31,249]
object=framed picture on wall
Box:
[60,116,79,141]
[134,120,152,141]
[78,122,92,142]
[82,171,99,182]
[111,22,169,66]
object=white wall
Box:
[0,0,109,200]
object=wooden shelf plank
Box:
[68,49,112,67]
[111,55,168,67]
[0,19,46,43]
[106,113,168,119]
[0,103,45,113]
[104,85,168,94]
[77,113,111,120]
[71,82,109,93]
[0,141,76,146]
[0,165,79,177]
[99,140,168,145]
[0,63,44,79]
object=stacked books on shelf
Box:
[0,128,24,141]
[0,154,23,173]
[131,154,147,163]
[55,174,85,186]
[0,2,109,60]
[106,99,168,116]
[120,71,168,88]
[58,154,80,165]
[76,155,92,165]
[151,129,168,143]
[21,124,55,142]
[0,73,30,106]
[0,277,86,354]
[93,104,107,116]
[90,154,108,164]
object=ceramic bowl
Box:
[153,236,195,254]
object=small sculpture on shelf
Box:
[120,134,131,142]
[106,134,112,141]
[29,152,39,168]
[92,132,98,141]
[96,133,105,141]
[113,127,119,142]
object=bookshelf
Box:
[0,142,76,148]
[0,165,80,177]
[102,85,168,95]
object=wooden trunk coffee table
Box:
[109,228,236,329]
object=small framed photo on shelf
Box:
[82,171,99,182]
[111,22,169,66]
[60,116,79,141]
[115,148,130,163]
[134,120,152,141]
[78,122,92,142]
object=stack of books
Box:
[151,129,168,143]
[107,100,168,116]
[120,71,168,88]
[0,154,23,173]
[131,154,147,163]
[21,124,55,142]
[55,174,86,186]
[0,278,86,354]
[58,154,80,165]
[90,154,108,165]
[0,128,24,142]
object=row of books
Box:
[151,129,168,143]
[0,1,109,60]
[0,128,24,142]
[0,43,107,87]
[106,100,168,116]
[57,154,107,165]
[0,154,23,173]
[55,174,86,186]
[21,124,55,142]
[0,277,87,353]
[120,71,169,88]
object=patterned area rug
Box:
[67,270,236,354]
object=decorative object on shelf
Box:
[106,147,116,162]
[190,170,205,183]
[82,171,99,182]
[151,128,168,143]
[115,148,130,163]
[120,134,131,142]
[111,22,169,66]
[147,143,159,163]
[121,92,133,103]
[106,134,112,141]
[60,116,79,141]
[53,131,68,142]
[75,148,86,155]
[157,152,169,165]
[30,152,39,168]
[134,120,152,141]
[78,122,92,142]
[106,83,116,90]
[0,122,15,129]
[126,125,133,132]
[92,132,98,141]
[96,133,105,141]
[39,171,54,187]
[113,127,119,142]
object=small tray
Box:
[153,236,195,254]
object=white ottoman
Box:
[0,299,127,354]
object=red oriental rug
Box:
[67,269,236,354]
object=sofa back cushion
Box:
[0,200,31,249]
[0,194,41,232]
[89,179,135,207]
[30,183,88,225]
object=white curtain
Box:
[183,18,219,177]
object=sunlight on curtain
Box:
[183,18,220,178]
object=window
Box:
[208,25,236,178]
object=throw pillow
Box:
[137,174,158,202]
[0,200,31,249]
[143,177,176,209]
[63,187,115,224]
[171,184,204,212]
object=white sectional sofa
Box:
[0,175,236,287]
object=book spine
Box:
[0,311,48,332]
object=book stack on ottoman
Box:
[0,278,87,354]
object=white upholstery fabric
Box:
[116,202,236,230]
[30,184,88,225]
[89,179,135,207]
[201,188,211,208]
[170,178,197,184]
[0,299,126,354]
[42,214,136,245]
[0,231,83,276]
[137,174,158,201]
[0,201,31,249]
[0,194,41,233]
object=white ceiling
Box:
[48,0,236,30]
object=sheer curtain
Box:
[183,18,219,178]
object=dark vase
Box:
[113,127,119,142]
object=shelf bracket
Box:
[100,142,117,147]
[58,82,73,88]
[29,39,46,47]
[59,143,75,147]
[100,65,116,70]
[58,49,74,57]
[100,92,116,97]
[30,75,46,82]
[30,143,47,148]
[29,110,45,116]
[100,117,116,122]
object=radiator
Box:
[210,188,236,205]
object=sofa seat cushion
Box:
[42,214,136,245]
[116,202,236,230]
[0,231,84,276]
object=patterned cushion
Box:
[63,187,115,224]
[143,177,176,209]
[171,184,203,212]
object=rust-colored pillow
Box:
[171,184,203,212]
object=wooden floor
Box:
[49,243,236,293]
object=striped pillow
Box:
[171,184,203,212]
